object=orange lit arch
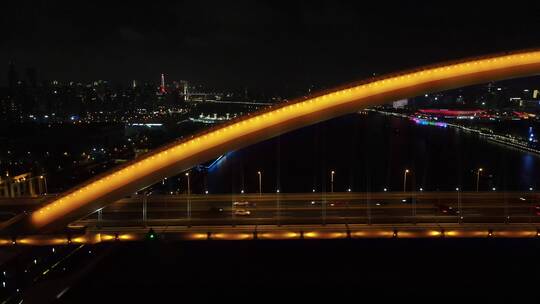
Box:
[11,49,540,233]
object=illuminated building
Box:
[0,172,47,198]
[159,73,166,94]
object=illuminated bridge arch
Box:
[10,49,540,233]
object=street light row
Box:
[175,168,533,195]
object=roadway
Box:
[70,191,540,227]
[2,191,539,228]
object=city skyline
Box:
[3,1,540,91]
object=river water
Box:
[206,112,540,193]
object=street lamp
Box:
[476,168,483,192]
[142,191,150,226]
[97,208,103,228]
[403,169,410,192]
[331,170,335,193]
[257,171,262,195]
[185,172,190,196]
[185,172,191,224]
[456,187,462,223]
[39,175,48,195]
[276,188,281,226]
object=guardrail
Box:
[2,223,540,246]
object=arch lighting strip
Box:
[30,49,540,230]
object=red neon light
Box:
[418,109,485,116]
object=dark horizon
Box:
[3,1,540,92]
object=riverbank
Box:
[370,109,540,155]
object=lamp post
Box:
[186,172,191,195]
[142,191,150,227]
[97,208,102,229]
[257,171,262,195]
[40,175,48,195]
[403,169,410,192]
[476,168,483,192]
[456,187,462,224]
[186,172,191,224]
[331,170,335,193]
[276,189,281,226]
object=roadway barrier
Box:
[2,224,539,245]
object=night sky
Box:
[2,1,540,93]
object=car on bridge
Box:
[401,197,413,204]
[308,201,348,207]
[233,209,251,216]
[233,201,256,207]
[436,204,457,216]
[534,205,540,216]
[329,201,348,207]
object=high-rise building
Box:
[180,80,189,101]
[159,73,166,94]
